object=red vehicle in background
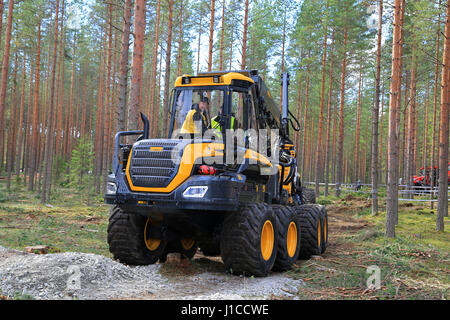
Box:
[412,163,450,188]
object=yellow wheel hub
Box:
[324,217,327,241]
[181,239,195,250]
[261,220,274,261]
[286,222,298,258]
[144,218,161,251]
[317,220,322,248]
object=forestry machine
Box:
[104,70,328,277]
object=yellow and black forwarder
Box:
[105,70,328,277]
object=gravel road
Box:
[0,246,303,300]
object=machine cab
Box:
[168,71,260,140]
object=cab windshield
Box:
[170,88,225,137]
[169,86,258,138]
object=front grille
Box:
[128,140,182,188]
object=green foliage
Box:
[65,136,95,205]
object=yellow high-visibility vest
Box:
[180,109,208,134]
[211,115,235,134]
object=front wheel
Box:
[107,206,166,265]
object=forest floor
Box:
[0,179,448,300]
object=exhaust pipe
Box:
[140,112,150,139]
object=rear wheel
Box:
[272,205,301,271]
[107,206,166,265]
[220,203,277,277]
[293,204,322,259]
[301,187,316,204]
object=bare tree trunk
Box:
[208,0,215,71]
[117,0,133,133]
[162,0,174,138]
[431,0,441,208]
[372,0,383,215]
[94,30,107,192]
[0,0,14,173]
[335,26,347,198]
[386,0,404,238]
[6,52,19,190]
[177,0,184,76]
[241,0,249,69]
[422,84,430,172]
[42,0,60,203]
[101,3,114,187]
[436,0,450,231]
[127,0,146,132]
[324,32,335,196]
[15,55,26,176]
[29,20,41,191]
[219,0,225,70]
[315,24,328,197]
[354,67,362,183]
[149,0,161,137]
[406,40,416,196]
[301,59,310,176]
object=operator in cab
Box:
[180,96,210,134]
[210,105,236,139]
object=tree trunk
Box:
[162,0,174,138]
[127,0,146,132]
[15,55,26,176]
[0,0,14,173]
[335,26,347,198]
[436,0,450,231]
[102,3,114,187]
[149,0,161,137]
[241,0,249,69]
[431,0,441,207]
[301,59,310,176]
[406,40,416,195]
[208,0,215,71]
[324,31,335,196]
[6,52,19,190]
[29,19,41,191]
[314,24,328,197]
[354,67,362,183]
[372,0,383,215]
[219,0,225,70]
[177,0,184,76]
[386,0,404,238]
[42,0,60,203]
[117,0,133,133]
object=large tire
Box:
[301,187,316,204]
[272,205,302,271]
[220,203,278,277]
[293,204,322,259]
[107,206,166,265]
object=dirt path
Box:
[0,246,303,300]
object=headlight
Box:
[183,186,208,198]
[106,182,117,194]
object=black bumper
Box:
[104,174,244,213]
